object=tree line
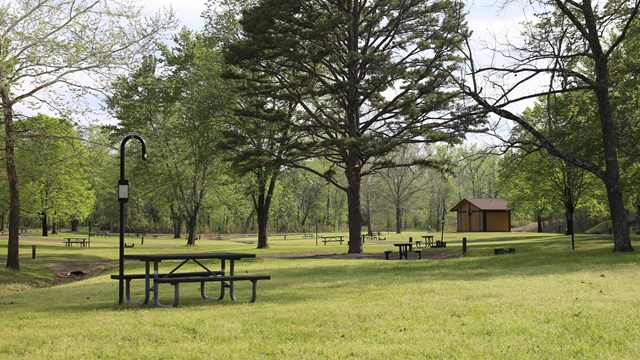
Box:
[2,0,640,269]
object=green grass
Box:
[1,231,640,359]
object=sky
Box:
[141,0,533,37]
[141,0,207,30]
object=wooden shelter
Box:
[450,198,511,232]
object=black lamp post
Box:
[440,206,446,243]
[565,186,575,250]
[636,202,640,235]
[118,134,147,305]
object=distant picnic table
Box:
[393,242,413,259]
[320,235,344,245]
[63,237,89,247]
[362,231,386,242]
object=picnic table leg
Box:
[172,283,181,307]
[249,279,259,303]
[216,259,227,300]
[229,260,238,301]
[151,261,169,307]
[142,261,150,305]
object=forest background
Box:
[2,0,640,256]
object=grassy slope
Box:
[1,232,639,359]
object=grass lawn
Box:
[1,231,639,359]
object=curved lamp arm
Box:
[120,134,147,180]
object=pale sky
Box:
[140,0,532,37]
[141,0,207,30]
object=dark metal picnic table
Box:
[320,235,344,245]
[63,237,89,247]
[418,235,434,248]
[123,252,257,307]
[393,242,414,260]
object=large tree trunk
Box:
[605,175,631,251]
[170,203,181,239]
[41,211,48,236]
[256,200,268,249]
[537,215,543,233]
[395,203,402,234]
[345,163,363,254]
[594,58,632,252]
[3,100,20,269]
[71,219,79,232]
[254,172,277,249]
[186,214,197,246]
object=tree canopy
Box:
[226,0,483,252]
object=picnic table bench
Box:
[111,271,224,303]
[63,237,89,247]
[320,235,344,245]
[494,248,516,255]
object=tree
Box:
[0,0,175,269]
[459,0,639,251]
[227,0,481,253]
[16,114,95,236]
[376,145,431,234]
[218,101,297,248]
[108,30,230,246]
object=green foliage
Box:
[16,114,95,227]
[107,30,233,242]
[225,0,483,250]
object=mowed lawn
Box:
[1,232,640,359]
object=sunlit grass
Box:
[1,231,639,358]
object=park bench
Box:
[156,274,271,307]
[110,271,224,303]
[320,235,344,245]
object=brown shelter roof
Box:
[450,198,509,211]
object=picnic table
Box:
[63,237,90,247]
[418,235,434,248]
[362,231,386,242]
[320,235,344,245]
[119,252,270,307]
[302,233,314,239]
[393,242,413,260]
[91,231,111,237]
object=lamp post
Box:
[467,208,472,232]
[440,206,445,243]
[118,134,147,305]
[565,186,574,250]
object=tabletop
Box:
[123,253,256,261]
